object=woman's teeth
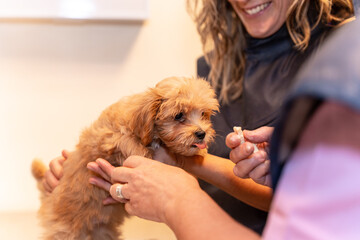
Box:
[245,2,270,15]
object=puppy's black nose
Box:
[195,130,206,140]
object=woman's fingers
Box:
[109,183,129,203]
[110,167,132,183]
[226,132,241,149]
[92,158,130,184]
[42,150,70,193]
[43,168,60,192]
[243,126,274,142]
[108,156,144,183]
[103,197,120,205]
[42,176,55,193]
[89,176,112,192]
[49,156,66,180]
[87,160,112,183]
[62,149,71,159]
[232,151,266,178]
[87,159,127,205]
[229,141,255,164]
[248,160,271,187]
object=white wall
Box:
[0,0,202,212]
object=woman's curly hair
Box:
[187,0,354,104]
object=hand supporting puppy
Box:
[44,146,186,205]
[42,150,69,193]
[88,156,200,224]
[87,144,188,205]
[226,126,273,187]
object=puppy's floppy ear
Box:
[128,88,162,146]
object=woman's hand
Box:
[87,145,188,206]
[43,150,70,193]
[88,156,200,223]
[226,126,273,187]
[87,159,122,205]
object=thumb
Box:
[243,126,274,143]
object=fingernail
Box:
[246,144,252,153]
[87,164,94,171]
[231,135,240,142]
[96,159,104,166]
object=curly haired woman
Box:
[190,0,354,233]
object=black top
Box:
[197,23,332,234]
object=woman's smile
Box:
[229,0,293,38]
[243,2,271,16]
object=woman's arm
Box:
[165,183,260,240]
[180,153,272,212]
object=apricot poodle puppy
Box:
[31,76,219,240]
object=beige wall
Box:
[0,0,202,212]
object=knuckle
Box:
[49,179,57,189]
[248,171,258,180]
[249,171,263,183]
[49,160,55,169]
[253,151,266,163]
[42,179,49,191]
[228,134,239,147]
[259,150,268,159]
[230,147,243,162]
[229,151,237,163]
[44,170,52,181]
[129,172,140,182]
[124,203,133,215]
[241,143,253,157]
[233,165,247,178]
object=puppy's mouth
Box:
[191,142,207,149]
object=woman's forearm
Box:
[166,188,260,240]
[182,153,272,212]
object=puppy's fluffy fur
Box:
[31,76,219,240]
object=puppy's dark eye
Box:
[201,111,210,119]
[174,112,184,121]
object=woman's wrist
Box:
[164,187,209,235]
[164,185,261,240]
[178,154,204,174]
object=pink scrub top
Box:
[263,102,360,240]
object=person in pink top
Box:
[263,102,360,239]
